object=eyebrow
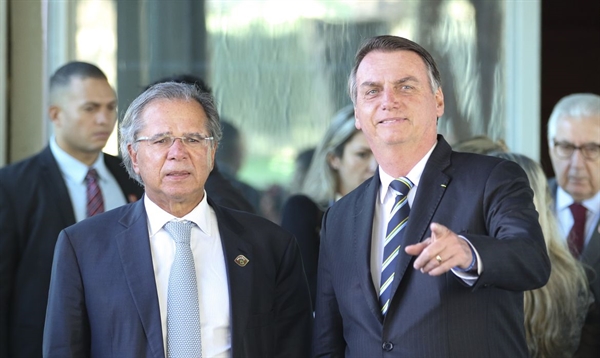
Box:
[359,76,420,88]
[81,99,118,107]
[143,131,206,139]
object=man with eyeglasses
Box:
[0,62,143,358]
[547,92,600,356]
[42,82,312,357]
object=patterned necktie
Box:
[164,220,202,358]
[380,177,414,316]
[85,168,104,217]
[568,203,587,258]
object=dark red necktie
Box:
[568,203,587,258]
[86,169,104,217]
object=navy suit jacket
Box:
[42,197,312,358]
[312,136,551,357]
[0,146,143,358]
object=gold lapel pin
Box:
[441,184,447,188]
[234,255,249,267]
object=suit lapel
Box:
[210,201,253,355]
[389,136,452,298]
[39,147,76,227]
[116,199,165,358]
[353,173,385,323]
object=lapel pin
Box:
[234,255,249,267]
[441,184,447,188]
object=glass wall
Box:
[46,0,513,190]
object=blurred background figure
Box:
[546,93,600,357]
[453,134,509,155]
[288,147,316,196]
[217,120,262,213]
[147,74,256,214]
[0,61,143,358]
[281,105,377,306]
[490,152,593,358]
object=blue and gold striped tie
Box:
[380,177,414,316]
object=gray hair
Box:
[119,82,222,184]
[348,35,442,104]
[300,105,359,207]
[547,93,600,144]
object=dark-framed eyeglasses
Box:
[552,140,600,160]
[135,134,214,150]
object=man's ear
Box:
[435,87,445,118]
[354,107,362,130]
[48,105,61,125]
[128,144,140,175]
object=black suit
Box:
[42,197,313,357]
[313,136,551,357]
[0,146,143,358]
[281,194,324,307]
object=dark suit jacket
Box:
[42,197,313,358]
[549,178,600,357]
[281,194,324,308]
[0,146,143,358]
[312,136,551,357]
[205,162,256,214]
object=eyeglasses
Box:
[135,134,214,150]
[553,140,600,160]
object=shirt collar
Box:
[556,185,600,215]
[50,135,107,184]
[379,141,437,204]
[144,192,212,237]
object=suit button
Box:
[382,342,394,351]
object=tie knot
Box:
[390,177,414,196]
[569,203,587,219]
[164,220,195,245]
[86,168,99,182]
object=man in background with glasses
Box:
[42,82,312,357]
[0,61,143,358]
[547,92,600,356]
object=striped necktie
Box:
[380,177,414,316]
[85,168,104,217]
[164,220,202,358]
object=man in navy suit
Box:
[546,93,600,356]
[0,62,143,358]
[42,82,312,357]
[312,35,551,357]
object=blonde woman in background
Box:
[491,152,593,358]
[281,105,377,307]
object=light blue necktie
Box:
[164,220,202,358]
[379,177,414,316]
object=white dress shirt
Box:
[144,194,231,358]
[370,141,481,291]
[555,186,600,249]
[50,136,127,222]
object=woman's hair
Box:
[300,105,359,207]
[490,152,590,357]
[453,135,509,155]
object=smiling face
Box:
[354,50,444,159]
[128,98,216,216]
[50,76,117,165]
[328,130,377,196]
